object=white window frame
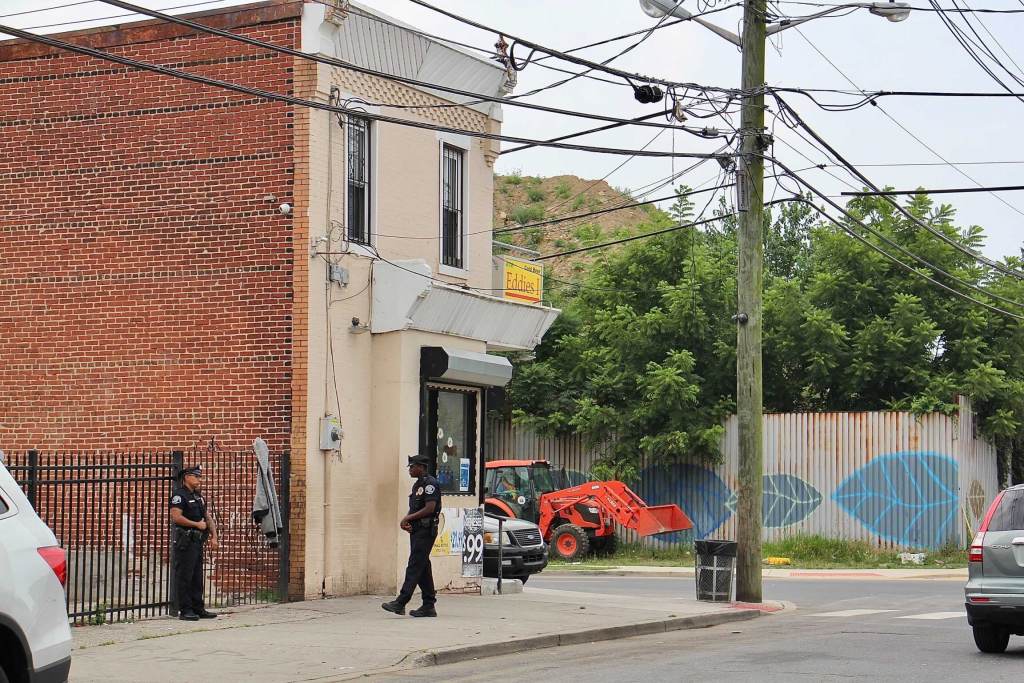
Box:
[336,91,379,258]
[437,132,471,277]
[345,115,373,247]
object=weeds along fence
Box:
[4,448,288,625]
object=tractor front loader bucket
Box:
[633,504,693,536]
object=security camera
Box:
[279,203,292,215]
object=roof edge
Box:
[0,0,303,62]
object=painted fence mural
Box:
[486,397,998,550]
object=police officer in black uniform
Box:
[169,465,219,621]
[382,454,441,617]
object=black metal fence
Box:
[5,448,288,625]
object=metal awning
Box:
[421,347,512,387]
[370,260,560,351]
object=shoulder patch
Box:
[416,487,424,495]
[171,495,182,505]
[425,485,436,494]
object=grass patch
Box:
[505,171,523,185]
[762,535,967,569]
[511,204,545,225]
[555,181,572,199]
[549,535,967,570]
[551,542,694,568]
[526,187,547,203]
[571,195,586,211]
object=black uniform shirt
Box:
[170,486,207,525]
[408,475,442,522]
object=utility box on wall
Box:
[319,415,342,451]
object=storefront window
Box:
[426,385,478,494]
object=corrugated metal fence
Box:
[486,397,998,551]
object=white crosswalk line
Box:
[896,611,965,620]
[813,609,898,617]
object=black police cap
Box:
[180,465,203,478]
[407,455,430,467]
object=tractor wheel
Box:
[550,524,590,561]
[593,532,618,556]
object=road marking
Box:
[896,612,964,620]
[813,609,898,617]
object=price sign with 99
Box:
[461,507,484,577]
[463,532,483,564]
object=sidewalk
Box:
[69,586,766,682]
[546,565,969,580]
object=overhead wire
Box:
[89,0,726,137]
[0,21,726,160]
[773,93,1024,281]
[777,26,1024,221]
[400,0,738,94]
[770,163,1024,320]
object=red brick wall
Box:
[0,3,303,456]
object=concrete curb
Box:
[411,608,761,668]
[543,568,967,581]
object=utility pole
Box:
[735,0,767,603]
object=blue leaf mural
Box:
[640,464,732,540]
[725,474,822,528]
[833,451,959,549]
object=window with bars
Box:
[347,116,371,244]
[441,144,464,268]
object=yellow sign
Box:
[503,258,543,304]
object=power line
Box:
[773,183,1024,321]
[779,27,1024,222]
[401,0,737,93]
[843,185,1024,196]
[535,209,752,261]
[772,0,1024,12]
[493,184,735,236]
[0,22,725,160]
[0,1,97,18]
[16,0,227,31]
[773,93,1024,281]
[91,0,720,135]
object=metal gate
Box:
[5,448,289,625]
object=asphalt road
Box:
[380,575,1024,682]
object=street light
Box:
[639,0,911,46]
[634,0,909,603]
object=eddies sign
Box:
[501,257,543,304]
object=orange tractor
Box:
[484,460,692,561]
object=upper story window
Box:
[441,144,465,269]
[347,116,371,245]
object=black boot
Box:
[179,611,199,621]
[381,600,405,615]
[196,610,217,619]
[409,605,437,618]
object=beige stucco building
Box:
[295,1,558,598]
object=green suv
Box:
[965,484,1024,653]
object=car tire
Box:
[550,524,589,561]
[973,624,1010,653]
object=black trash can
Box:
[694,540,737,602]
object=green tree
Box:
[509,189,1024,483]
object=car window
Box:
[0,493,8,515]
[988,489,1024,532]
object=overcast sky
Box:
[3,0,1023,260]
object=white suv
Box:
[0,457,72,683]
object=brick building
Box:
[0,0,557,599]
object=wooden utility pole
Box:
[735,0,767,603]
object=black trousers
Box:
[173,530,205,615]
[398,526,437,607]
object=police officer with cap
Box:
[382,454,441,617]
[169,465,219,621]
